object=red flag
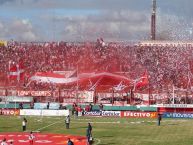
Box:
[134,71,149,90]
[18,60,25,80]
[8,61,25,82]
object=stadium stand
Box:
[0,41,193,105]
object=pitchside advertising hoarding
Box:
[102,111,121,117]
[0,109,20,116]
[163,112,193,119]
[20,109,69,116]
[84,111,157,118]
[84,111,121,117]
[121,111,157,118]
[84,111,102,116]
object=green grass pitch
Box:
[0,116,193,145]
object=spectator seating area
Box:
[0,41,193,104]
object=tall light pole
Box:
[76,59,81,104]
[151,0,156,40]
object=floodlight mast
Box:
[151,0,156,40]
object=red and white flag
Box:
[30,72,77,84]
[8,61,25,82]
[133,71,149,90]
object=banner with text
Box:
[18,91,52,97]
[102,111,121,117]
[84,111,121,117]
[163,112,193,119]
[0,109,20,116]
[20,109,69,116]
[121,111,157,118]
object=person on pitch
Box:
[29,131,35,145]
[67,138,74,145]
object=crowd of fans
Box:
[0,40,193,104]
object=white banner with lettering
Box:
[20,109,70,116]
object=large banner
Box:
[133,93,149,105]
[62,91,94,103]
[121,111,157,118]
[0,89,6,96]
[77,91,94,103]
[18,91,52,97]
[0,109,20,116]
[97,92,128,104]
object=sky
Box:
[0,0,193,42]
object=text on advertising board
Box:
[163,112,193,119]
[0,109,20,116]
[102,111,121,117]
[84,111,121,117]
[84,111,102,116]
[121,111,157,118]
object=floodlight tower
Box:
[151,0,156,40]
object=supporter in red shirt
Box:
[85,105,90,112]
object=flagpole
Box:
[76,62,79,104]
[8,61,11,86]
[148,84,150,106]
[148,73,150,106]
[58,85,61,103]
[173,85,175,104]
[112,89,114,106]
[76,59,82,104]
[130,88,132,105]
[187,71,191,104]
[16,64,20,85]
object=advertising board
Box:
[101,111,121,117]
[121,111,157,118]
[84,111,121,117]
[163,112,193,119]
[0,109,20,116]
[84,111,102,116]
[20,109,69,116]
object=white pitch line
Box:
[34,120,120,132]
[93,138,101,145]
[34,119,183,132]
[77,118,91,120]
[34,120,63,132]
[72,121,120,124]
